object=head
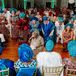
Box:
[37,12,40,15]
[45,40,54,52]
[19,12,26,19]
[11,11,15,16]
[43,16,49,24]
[31,20,36,25]
[4,9,7,13]
[18,44,34,62]
[68,40,76,58]
[66,26,71,31]
[32,31,39,38]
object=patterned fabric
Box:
[0,23,9,38]
[29,21,40,32]
[63,58,76,69]
[14,59,37,68]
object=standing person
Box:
[62,25,74,51]
[18,12,30,44]
[0,14,9,41]
[3,9,12,37]
[10,11,19,39]
[41,16,55,43]
[29,17,40,33]
[55,17,64,44]
[36,40,63,76]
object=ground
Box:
[0,39,70,62]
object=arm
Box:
[62,31,66,41]
[64,31,74,43]
[65,31,74,42]
[36,37,44,49]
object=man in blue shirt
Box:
[41,16,55,43]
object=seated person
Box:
[62,25,74,50]
[14,44,37,68]
[36,40,63,76]
[73,20,76,39]
[29,31,44,55]
[36,52,62,73]
[63,40,76,75]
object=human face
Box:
[74,20,76,27]
[32,32,38,38]
[11,11,15,16]
[32,20,36,25]
[66,26,71,31]
[44,20,49,24]
[37,12,39,15]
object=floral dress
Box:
[63,58,76,75]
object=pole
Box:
[24,0,27,9]
[1,0,5,9]
[51,0,56,9]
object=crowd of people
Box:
[0,6,76,76]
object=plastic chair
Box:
[42,65,64,76]
[0,68,9,76]
[15,67,37,76]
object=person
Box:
[35,12,42,21]
[10,11,19,38]
[37,52,63,73]
[0,59,16,76]
[14,44,37,68]
[29,31,44,55]
[62,25,74,50]
[63,40,76,75]
[0,33,5,47]
[41,16,55,43]
[36,40,63,76]
[68,0,75,10]
[18,12,30,44]
[73,20,76,39]
[0,14,9,41]
[29,17,40,33]
[55,17,64,44]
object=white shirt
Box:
[4,11,11,24]
[36,52,62,73]
[55,21,64,37]
[69,0,74,4]
[0,34,5,42]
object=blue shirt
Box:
[41,22,55,39]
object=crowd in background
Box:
[0,6,76,76]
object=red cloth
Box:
[49,12,52,16]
